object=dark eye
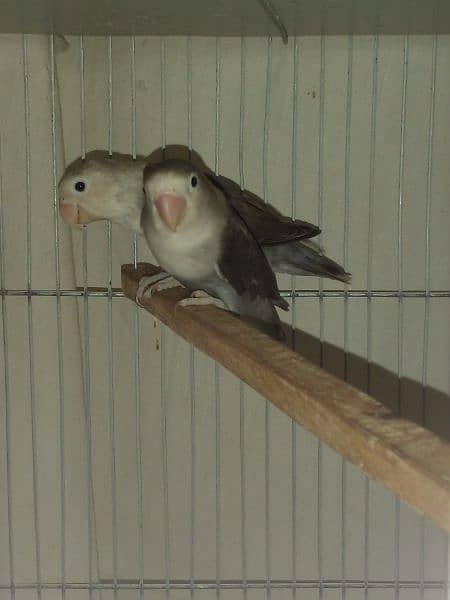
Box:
[74,181,86,192]
[191,175,198,188]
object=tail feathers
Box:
[302,252,351,284]
[265,241,351,284]
[273,294,289,311]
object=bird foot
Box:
[136,272,182,306]
[178,290,226,310]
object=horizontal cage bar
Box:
[0,288,449,298]
[0,579,447,591]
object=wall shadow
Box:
[283,325,450,442]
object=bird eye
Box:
[74,181,86,192]
[191,175,198,188]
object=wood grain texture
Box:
[122,262,450,534]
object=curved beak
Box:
[154,193,187,231]
[59,201,97,227]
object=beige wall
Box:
[0,33,449,597]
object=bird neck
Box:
[113,167,146,235]
[121,195,145,235]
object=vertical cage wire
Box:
[214,35,222,600]
[159,35,171,599]
[79,33,97,600]
[317,32,325,371]
[131,34,138,267]
[364,30,380,600]
[421,31,438,468]
[0,135,15,600]
[317,40,327,570]
[22,33,43,600]
[129,33,145,600]
[238,33,248,598]
[106,33,119,600]
[238,36,246,192]
[262,34,273,598]
[366,31,380,401]
[341,29,354,600]
[189,297,196,600]
[419,32,438,600]
[130,35,137,163]
[107,36,113,156]
[316,29,326,600]
[133,271,144,600]
[49,32,67,600]
[187,36,193,153]
[395,31,409,600]
[185,34,198,600]
[290,35,299,600]
[396,34,409,419]
[447,539,450,600]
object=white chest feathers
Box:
[149,219,224,283]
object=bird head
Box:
[143,159,207,233]
[58,150,144,229]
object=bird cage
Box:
[0,1,449,599]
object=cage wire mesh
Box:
[0,29,449,600]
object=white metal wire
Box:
[419,31,439,600]
[106,34,119,600]
[263,34,272,600]
[79,33,103,600]
[214,36,222,600]
[22,34,43,600]
[239,35,248,599]
[0,579,446,591]
[159,35,171,599]
[1,288,449,298]
[186,35,197,600]
[341,30,354,600]
[0,134,16,600]
[317,30,326,600]
[290,35,300,600]
[395,31,409,600]
[49,33,67,600]
[129,33,146,600]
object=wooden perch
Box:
[122,262,450,534]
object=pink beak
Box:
[59,202,95,226]
[59,203,79,225]
[154,193,187,231]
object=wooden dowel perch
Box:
[122,262,450,535]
